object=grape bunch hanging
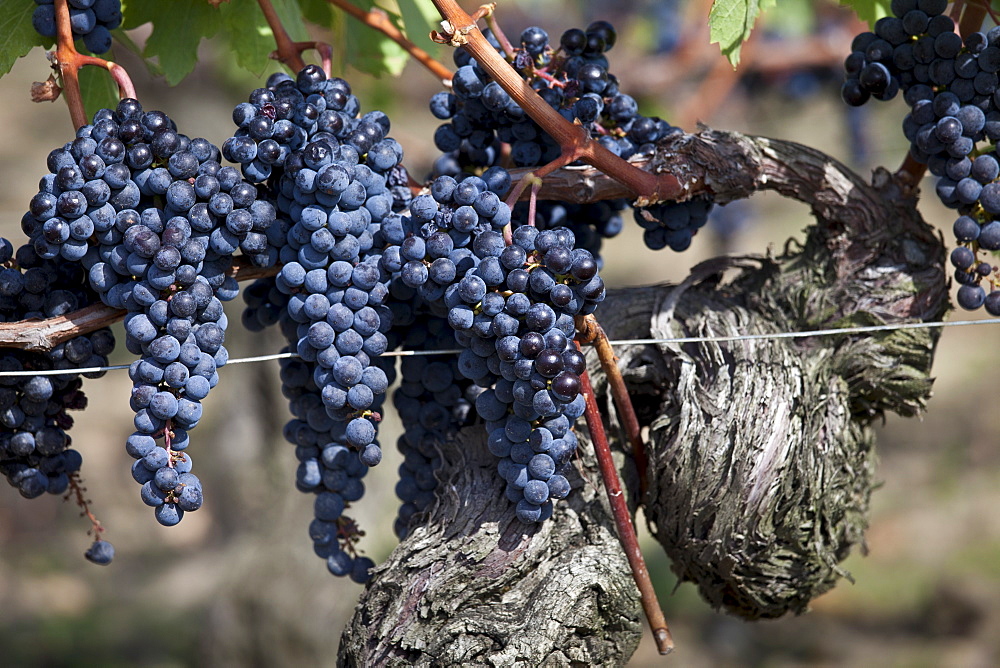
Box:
[2,13,729,583]
[842,0,1000,314]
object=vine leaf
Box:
[220,0,309,76]
[124,0,224,85]
[840,0,893,27]
[79,63,120,121]
[0,2,47,78]
[343,0,408,77]
[297,0,335,27]
[397,0,441,47]
[708,0,775,66]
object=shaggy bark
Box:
[338,129,947,664]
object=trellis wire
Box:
[1,317,997,378]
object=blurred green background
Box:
[1,1,999,666]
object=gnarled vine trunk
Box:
[338,129,948,665]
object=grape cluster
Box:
[841,0,1000,314]
[4,42,628,577]
[633,196,714,252]
[448,225,603,522]
[428,20,709,255]
[0,236,115,561]
[32,0,122,54]
[20,98,279,528]
[225,66,408,581]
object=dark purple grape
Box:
[534,350,564,378]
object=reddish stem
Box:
[503,148,580,210]
[288,41,334,77]
[958,1,988,38]
[526,180,539,227]
[54,0,86,128]
[258,0,306,72]
[327,0,453,82]
[577,358,674,655]
[576,315,649,496]
[950,0,965,22]
[482,4,516,59]
[971,0,1000,25]
[67,473,106,538]
[501,149,578,241]
[896,151,927,186]
[53,0,136,130]
[164,419,174,465]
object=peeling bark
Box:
[338,429,643,667]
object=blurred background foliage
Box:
[1,0,998,666]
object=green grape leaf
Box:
[344,1,409,77]
[397,0,441,45]
[840,0,892,27]
[218,0,311,76]
[298,0,335,26]
[0,1,48,78]
[219,1,275,76]
[79,65,121,121]
[124,0,223,85]
[708,0,776,66]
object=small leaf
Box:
[220,1,278,76]
[397,0,440,44]
[709,0,773,66]
[297,0,334,27]
[125,0,223,85]
[345,1,408,77]
[0,2,49,78]
[219,0,310,76]
[840,0,892,27]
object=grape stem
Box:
[282,41,334,78]
[957,1,988,39]
[950,0,965,23]
[895,151,927,187]
[969,0,1000,26]
[575,314,649,496]
[480,4,516,59]
[258,0,306,72]
[164,419,174,466]
[428,0,683,205]
[67,472,107,539]
[326,0,454,83]
[51,0,136,131]
[576,358,674,656]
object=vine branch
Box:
[258,0,306,72]
[1,124,936,352]
[0,258,276,351]
[578,361,673,654]
[576,314,649,495]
